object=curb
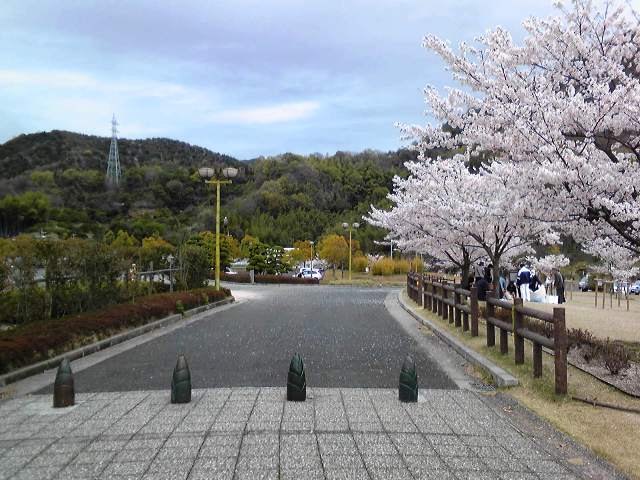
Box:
[0,296,235,387]
[397,291,518,388]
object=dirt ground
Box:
[530,288,640,342]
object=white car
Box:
[297,268,322,280]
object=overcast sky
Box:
[0,1,602,159]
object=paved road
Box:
[41,285,457,393]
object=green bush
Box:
[353,256,368,273]
[0,287,231,374]
[393,259,410,274]
[372,258,395,276]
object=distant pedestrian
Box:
[474,261,485,283]
[484,263,493,284]
[506,279,517,301]
[475,276,489,301]
[553,268,566,304]
[498,270,507,298]
[517,264,531,301]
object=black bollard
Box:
[399,354,418,402]
[171,354,192,404]
[53,358,75,408]
[287,353,306,401]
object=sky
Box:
[0,1,584,159]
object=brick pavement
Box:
[0,387,580,480]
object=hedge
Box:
[221,272,319,285]
[0,287,231,374]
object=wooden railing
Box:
[406,273,568,394]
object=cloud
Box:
[208,101,320,125]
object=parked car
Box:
[578,274,595,292]
[630,280,640,295]
[224,266,238,275]
[297,268,322,280]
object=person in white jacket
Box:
[517,264,531,301]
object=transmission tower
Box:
[106,114,122,187]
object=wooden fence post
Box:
[432,283,437,314]
[443,287,449,322]
[553,307,568,395]
[513,299,524,364]
[454,290,461,328]
[470,286,479,337]
[486,290,496,347]
[418,275,424,307]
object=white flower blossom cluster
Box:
[369,0,640,280]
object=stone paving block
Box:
[368,466,413,480]
[362,453,405,469]
[523,458,568,474]
[148,457,194,471]
[354,433,396,456]
[192,455,237,472]
[71,449,117,465]
[29,450,78,466]
[114,447,158,463]
[389,432,436,456]
[11,466,62,480]
[403,454,448,473]
[321,454,365,469]
[188,468,234,480]
[210,421,246,433]
[55,462,107,479]
[317,433,359,456]
[164,434,205,449]
[101,460,151,476]
[454,471,497,480]
[236,454,278,470]
[498,474,539,480]
[280,468,325,479]
[324,469,370,480]
[441,455,486,471]
[234,469,278,480]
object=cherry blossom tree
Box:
[583,237,640,281]
[367,155,555,285]
[406,0,640,259]
[527,254,570,276]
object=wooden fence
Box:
[406,273,568,394]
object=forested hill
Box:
[0,130,242,181]
[0,130,417,251]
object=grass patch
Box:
[402,291,640,479]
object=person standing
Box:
[517,264,531,301]
[474,261,485,283]
[498,270,507,299]
[553,268,566,304]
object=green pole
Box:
[215,181,221,291]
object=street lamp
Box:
[165,253,175,292]
[198,166,238,290]
[223,216,229,236]
[342,222,360,282]
[309,241,315,271]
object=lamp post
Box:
[309,241,314,271]
[198,166,238,291]
[165,254,175,292]
[342,222,359,282]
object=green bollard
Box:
[171,354,192,404]
[399,354,418,402]
[287,353,306,401]
[53,358,75,408]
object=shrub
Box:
[353,256,368,273]
[393,259,410,274]
[0,287,231,374]
[372,258,395,276]
[175,300,185,314]
[582,343,601,364]
[602,339,630,375]
[567,328,597,351]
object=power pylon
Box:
[106,114,122,187]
